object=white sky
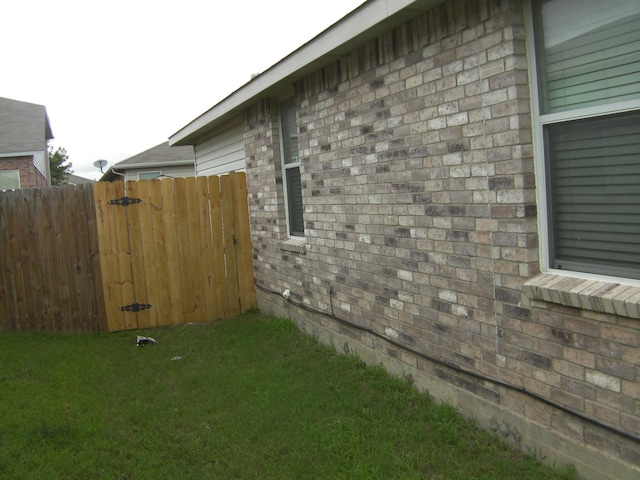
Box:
[2,0,365,180]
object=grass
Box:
[0,312,576,480]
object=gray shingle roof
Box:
[115,141,194,168]
[0,97,53,154]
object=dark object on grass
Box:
[136,336,157,346]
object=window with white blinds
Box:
[280,98,304,237]
[0,170,20,190]
[533,0,640,279]
[539,12,640,113]
[546,112,640,278]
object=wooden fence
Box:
[0,173,255,333]
[0,183,105,332]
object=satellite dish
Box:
[93,159,108,173]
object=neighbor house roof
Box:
[63,173,95,185]
[0,96,53,154]
[169,0,445,146]
[113,142,194,169]
[100,141,195,181]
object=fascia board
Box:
[0,151,41,158]
[113,160,195,170]
[170,0,444,145]
[44,110,54,140]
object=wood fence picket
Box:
[0,184,106,332]
[0,173,255,333]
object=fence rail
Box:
[0,173,255,333]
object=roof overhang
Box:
[44,110,54,141]
[110,160,194,170]
[99,160,195,182]
[170,0,446,146]
[0,151,43,159]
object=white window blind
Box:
[0,170,20,190]
[538,1,640,113]
[533,0,640,280]
[138,171,161,180]
[280,98,304,237]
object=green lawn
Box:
[0,312,575,479]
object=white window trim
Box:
[540,99,640,125]
[278,100,304,239]
[524,0,640,288]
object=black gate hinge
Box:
[109,196,142,207]
[120,302,152,312]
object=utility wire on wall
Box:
[254,280,640,445]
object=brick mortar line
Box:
[256,281,640,445]
[475,28,503,381]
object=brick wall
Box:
[0,156,48,188]
[243,1,639,477]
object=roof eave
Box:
[169,0,445,146]
[113,160,195,170]
[44,110,54,141]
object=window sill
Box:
[279,237,306,254]
[523,273,640,319]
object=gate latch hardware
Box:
[109,196,142,207]
[120,302,152,312]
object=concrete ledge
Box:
[524,273,640,319]
[279,237,306,254]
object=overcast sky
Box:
[2,0,365,180]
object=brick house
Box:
[170,1,640,478]
[0,97,53,189]
[99,142,195,182]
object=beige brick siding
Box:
[243,1,639,477]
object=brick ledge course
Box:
[524,273,640,319]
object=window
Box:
[138,171,162,180]
[0,170,20,190]
[530,0,640,280]
[279,97,304,237]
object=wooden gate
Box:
[93,173,255,332]
[0,173,255,333]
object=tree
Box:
[49,146,73,186]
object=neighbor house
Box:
[100,141,195,182]
[64,173,95,185]
[170,1,640,478]
[0,96,53,189]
